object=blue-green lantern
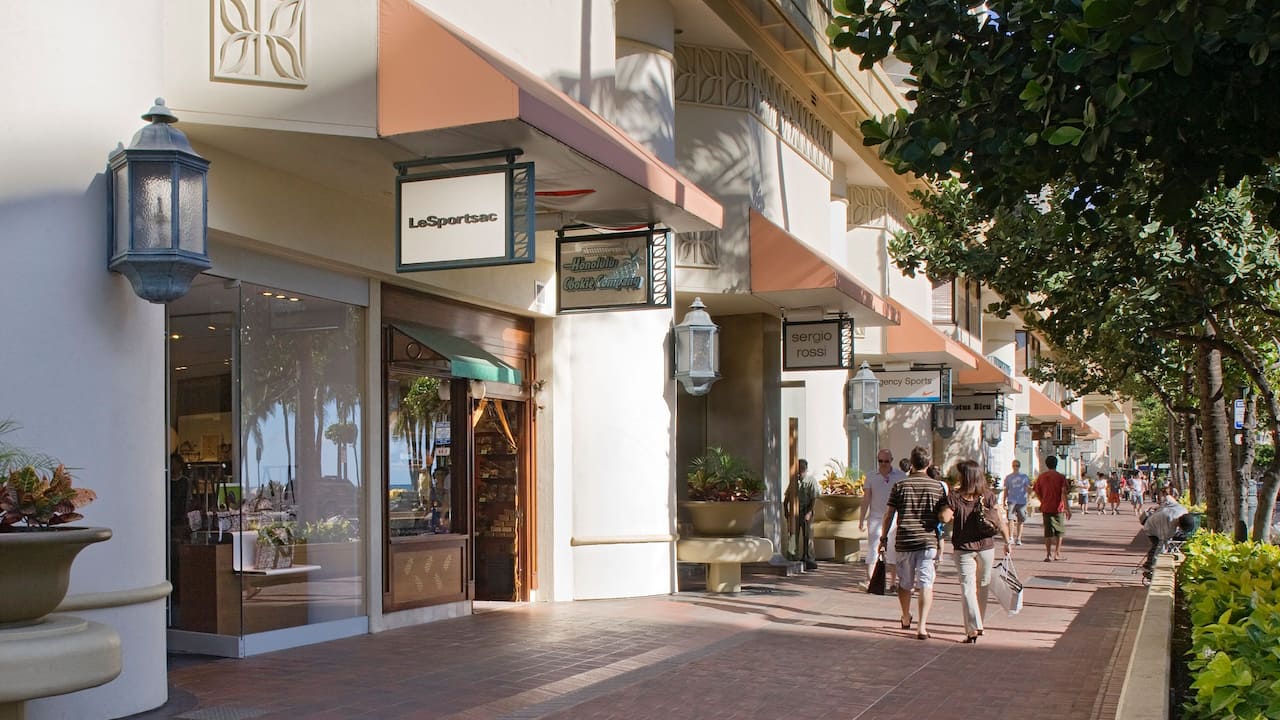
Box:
[108,98,211,303]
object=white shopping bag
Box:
[992,557,1024,615]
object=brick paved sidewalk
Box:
[134,510,1151,720]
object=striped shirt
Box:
[887,474,949,552]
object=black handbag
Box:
[973,498,1001,539]
[866,558,887,595]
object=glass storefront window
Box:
[386,374,457,537]
[167,275,366,644]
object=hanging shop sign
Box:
[1032,422,1059,441]
[555,226,671,313]
[782,319,853,370]
[878,370,945,403]
[953,392,1000,421]
[394,150,535,272]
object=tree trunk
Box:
[1185,416,1204,505]
[1195,339,1235,534]
[1167,411,1182,492]
[1235,394,1257,541]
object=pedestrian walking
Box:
[785,459,820,570]
[861,449,906,590]
[1002,460,1031,545]
[877,445,949,640]
[1093,472,1108,513]
[946,459,1012,643]
[1075,473,1091,514]
[1106,472,1123,515]
[1032,455,1072,562]
[1129,473,1146,515]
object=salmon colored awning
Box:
[955,349,1023,394]
[880,299,976,367]
[1028,385,1072,423]
[378,0,722,232]
[748,210,899,327]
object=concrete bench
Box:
[812,520,865,563]
[676,536,774,593]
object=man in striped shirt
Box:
[878,445,951,640]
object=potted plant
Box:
[294,516,360,579]
[817,459,865,521]
[0,420,110,627]
[682,447,765,536]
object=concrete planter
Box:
[681,501,764,537]
[0,526,111,627]
[818,495,863,521]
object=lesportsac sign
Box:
[555,226,671,313]
[782,319,853,370]
[394,150,535,272]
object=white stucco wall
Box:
[556,311,677,599]
[3,2,169,717]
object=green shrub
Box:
[1177,533,1280,719]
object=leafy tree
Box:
[1130,396,1170,465]
[829,0,1280,223]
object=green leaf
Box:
[1058,50,1087,73]
[1045,126,1085,145]
[1020,79,1046,101]
[1083,0,1127,26]
[1250,41,1270,66]
[1131,44,1171,72]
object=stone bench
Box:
[676,536,774,593]
[812,520,865,563]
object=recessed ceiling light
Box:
[289,297,300,302]
[170,333,181,340]
[275,294,286,299]
[207,325,217,331]
[175,366,189,371]
[261,291,273,297]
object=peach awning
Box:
[1028,385,1072,423]
[878,299,975,367]
[955,349,1023,394]
[378,0,722,232]
[748,211,899,327]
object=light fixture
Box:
[933,402,957,439]
[108,98,211,303]
[437,381,451,402]
[845,361,880,427]
[470,379,487,400]
[1068,445,1081,460]
[982,418,1003,446]
[1016,418,1033,448]
[673,297,720,396]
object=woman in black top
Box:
[947,460,1012,643]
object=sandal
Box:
[915,632,931,640]
[899,615,913,630]
[961,635,979,644]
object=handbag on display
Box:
[866,558,887,595]
[992,557,1024,615]
[254,524,295,570]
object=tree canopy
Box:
[830,0,1280,222]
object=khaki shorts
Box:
[1043,512,1066,537]
[895,547,939,590]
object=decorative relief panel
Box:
[213,0,308,86]
[675,44,833,177]
[847,185,908,233]
[675,230,720,268]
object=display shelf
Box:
[236,564,320,577]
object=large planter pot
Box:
[0,526,111,628]
[818,494,863,521]
[682,500,764,537]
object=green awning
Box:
[392,323,523,385]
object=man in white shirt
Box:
[1002,460,1032,546]
[1142,490,1190,573]
[860,448,906,590]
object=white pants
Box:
[954,547,995,637]
[866,517,898,567]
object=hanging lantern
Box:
[982,418,1004,446]
[845,361,880,427]
[1016,418,1033,448]
[933,402,957,439]
[673,297,720,396]
[108,98,211,303]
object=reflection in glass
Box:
[240,283,365,632]
[387,375,455,536]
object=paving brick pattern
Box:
[135,510,1153,719]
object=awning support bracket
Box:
[394,147,524,175]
